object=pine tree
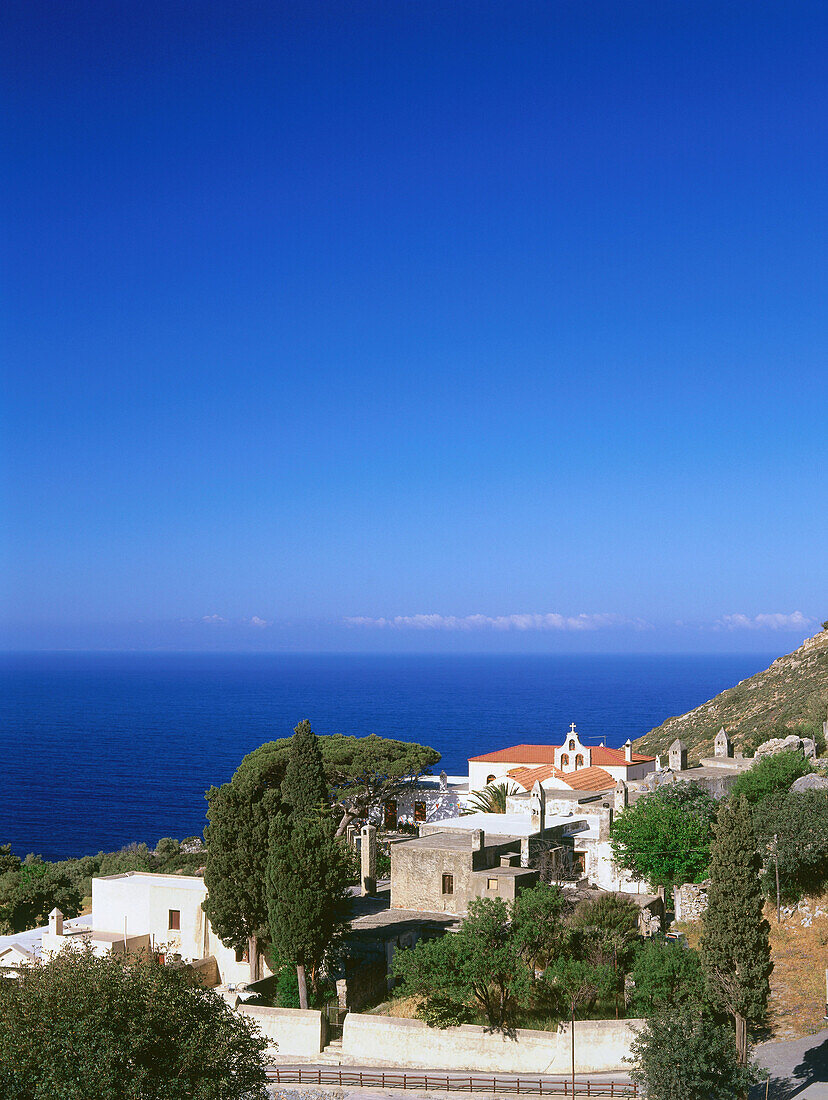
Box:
[700,795,772,1064]
[281,720,329,818]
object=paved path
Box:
[752,1028,828,1099]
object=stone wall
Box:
[187,954,219,987]
[236,1004,326,1056]
[674,881,709,923]
[342,1013,641,1073]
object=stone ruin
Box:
[753,733,817,760]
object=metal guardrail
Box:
[265,1066,638,1095]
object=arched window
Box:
[575,754,584,768]
[568,740,576,751]
[486,774,496,784]
[561,754,569,766]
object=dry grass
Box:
[676,898,828,1040]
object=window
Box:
[442,873,454,895]
[487,877,499,891]
[414,801,427,822]
[168,909,180,931]
[486,774,496,784]
[575,754,584,768]
[234,945,248,963]
[568,740,575,751]
[561,754,569,766]
[572,852,586,875]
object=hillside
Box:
[635,626,828,761]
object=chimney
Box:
[471,829,484,852]
[623,738,633,763]
[439,770,448,791]
[49,908,64,937]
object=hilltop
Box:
[635,626,828,761]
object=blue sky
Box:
[2,0,826,653]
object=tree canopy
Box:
[753,788,828,899]
[628,939,706,1017]
[610,783,718,890]
[628,1007,762,1100]
[730,748,814,805]
[0,948,269,1100]
[393,897,532,1030]
[0,858,82,936]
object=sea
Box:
[0,651,774,861]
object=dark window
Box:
[573,852,586,875]
[568,740,575,751]
[168,909,180,931]
[383,800,397,829]
[575,754,584,768]
[561,754,569,766]
[442,873,454,895]
[234,945,248,962]
[486,774,496,784]
[414,801,427,822]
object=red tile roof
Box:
[506,763,617,792]
[470,744,558,764]
[591,746,655,765]
[560,766,617,791]
[469,743,655,766]
[506,764,567,790]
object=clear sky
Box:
[2,1,826,653]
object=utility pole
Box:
[774,835,781,924]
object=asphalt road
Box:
[752,1028,828,1099]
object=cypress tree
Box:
[281,719,329,818]
[266,720,348,1008]
[700,795,772,1065]
[266,810,353,1009]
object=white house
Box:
[42,871,268,987]
[468,724,655,792]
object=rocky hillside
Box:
[635,627,828,761]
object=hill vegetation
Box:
[635,626,828,761]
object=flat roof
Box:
[95,871,206,889]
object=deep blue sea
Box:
[0,652,774,860]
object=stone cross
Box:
[360,823,377,896]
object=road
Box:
[752,1027,828,1099]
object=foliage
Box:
[0,947,269,1099]
[0,845,21,876]
[701,796,772,1060]
[281,719,329,816]
[0,859,82,936]
[393,897,533,1030]
[232,732,440,834]
[154,837,180,862]
[464,781,520,815]
[754,788,828,900]
[272,964,329,1009]
[320,733,441,830]
[511,883,570,971]
[203,776,278,965]
[543,955,615,1021]
[610,783,718,890]
[628,940,706,1016]
[730,748,814,804]
[265,810,353,996]
[628,1007,762,1100]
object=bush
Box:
[0,947,269,1099]
[730,749,814,805]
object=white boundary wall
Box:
[237,1005,325,1056]
[342,1013,640,1073]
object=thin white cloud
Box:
[247,616,272,628]
[201,614,227,624]
[345,612,650,632]
[716,611,814,631]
